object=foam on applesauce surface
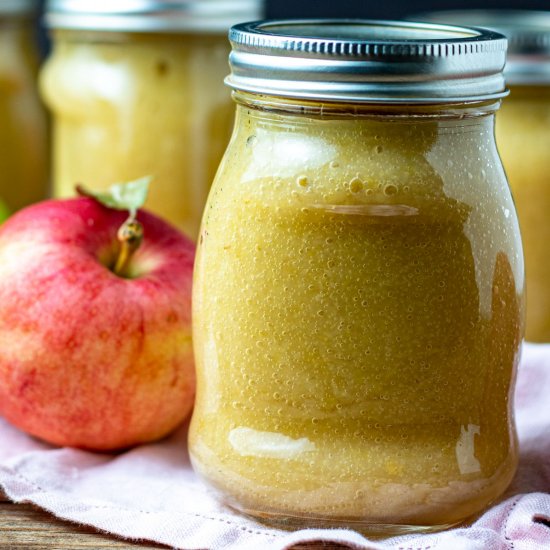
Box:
[190,105,523,528]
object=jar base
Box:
[225,500,465,537]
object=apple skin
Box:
[0,197,195,451]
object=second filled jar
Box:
[189,20,525,534]
[40,0,263,238]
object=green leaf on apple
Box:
[77,176,152,219]
[0,198,10,224]
[77,177,152,278]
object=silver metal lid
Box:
[45,0,264,33]
[411,11,550,85]
[226,20,508,104]
[0,0,37,17]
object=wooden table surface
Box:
[0,488,348,549]
[0,487,166,549]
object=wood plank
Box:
[0,500,353,549]
[0,503,166,549]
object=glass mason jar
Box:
[411,12,550,342]
[189,21,525,534]
[0,0,48,213]
[40,0,263,239]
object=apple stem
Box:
[114,217,144,277]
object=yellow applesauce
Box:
[190,97,524,530]
[496,86,550,342]
[0,12,48,211]
[40,30,234,238]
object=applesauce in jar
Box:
[497,86,550,341]
[189,21,524,534]
[410,11,550,342]
[0,0,48,212]
[40,0,263,238]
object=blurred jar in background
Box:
[414,11,550,342]
[40,0,264,239]
[0,0,48,214]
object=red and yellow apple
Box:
[0,196,195,451]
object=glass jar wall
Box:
[409,11,550,342]
[40,1,263,239]
[189,21,524,534]
[0,1,48,213]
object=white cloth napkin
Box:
[1,343,549,550]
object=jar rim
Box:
[226,19,508,104]
[410,10,550,85]
[45,0,263,33]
